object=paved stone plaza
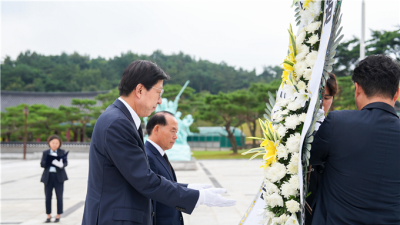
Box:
[1,158,264,225]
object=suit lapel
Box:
[146,142,175,181]
[112,99,144,145]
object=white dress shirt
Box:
[118,97,141,130]
[49,149,57,173]
[146,139,165,156]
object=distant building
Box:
[187,127,246,150]
[1,91,109,111]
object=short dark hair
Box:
[326,72,338,96]
[118,60,171,96]
[146,111,175,135]
[352,55,400,99]
[47,135,62,149]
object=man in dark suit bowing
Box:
[309,55,400,225]
[145,111,212,225]
[82,60,236,225]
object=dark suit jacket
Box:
[145,141,187,225]
[309,102,400,225]
[40,149,68,184]
[82,99,199,225]
[305,164,324,225]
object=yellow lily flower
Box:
[261,139,279,168]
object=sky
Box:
[1,0,399,74]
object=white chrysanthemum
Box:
[273,109,290,123]
[279,214,290,224]
[276,144,288,160]
[305,50,319,68]
[295,52,307,64]
[310,0,322,17]
[296,81,307,91]
[296,31,307,47]
[277,98,291,108]
[264,192,284,208]
[286,133,301,153]
[287,161,298,174]
[272,111,283,122]
[293,61,307,78]
[282,85,296,100]
[281,181,299,198]
[294,90,311,107]
[286,200,300,214]
[305,21,322,33]
[285,114,301,130]
[265,180,280,195]
[297,44,309,55]
[273,124,280,132]
[295,45,309,63]
[264,162,287,183]
[307,34,320,46]
[287,101,302,112]
[290,152,300,165]
[303,69,313,81]
[298,113,307,122]
[299,8,315,25]
[289,175,300,189]
[276,125,287,139]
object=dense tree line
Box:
[1,50,282,94]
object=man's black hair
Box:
[118,60,171,96]
[352,55,400,99]
[146,111,175,135]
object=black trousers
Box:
[45,173,64,214]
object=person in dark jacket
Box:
[145,111,212,225]
[81,60,236,225]
[309,55,400,225]
[40,135,68,223]
[305,72,338,225]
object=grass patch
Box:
[192,150,263,160]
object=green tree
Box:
[196,91,247,153]
[71,99,97,142]
[367,28,400,61]
[331,76,356,110]
[59,105,81,142]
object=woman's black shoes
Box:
[54,218,60,223]
[45,218,51,223]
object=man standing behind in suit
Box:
[82,60,236,225]
[145,111,212,225]
[309,55,400,225]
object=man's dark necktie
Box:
[138,126,144,142]
[163,153,173,176]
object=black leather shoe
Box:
[54,218,60,223]
[45,218,51,223]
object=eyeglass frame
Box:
[151,86,164,99]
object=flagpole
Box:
[360,0,365,60]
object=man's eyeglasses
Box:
[151,86,164,99]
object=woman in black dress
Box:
[40,135,68,223]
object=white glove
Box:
[187,183,212,190]
[196,188,236,207]
[52,159,64,168]
[314,109,326,132]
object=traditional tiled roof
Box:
[1,91,109,111]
